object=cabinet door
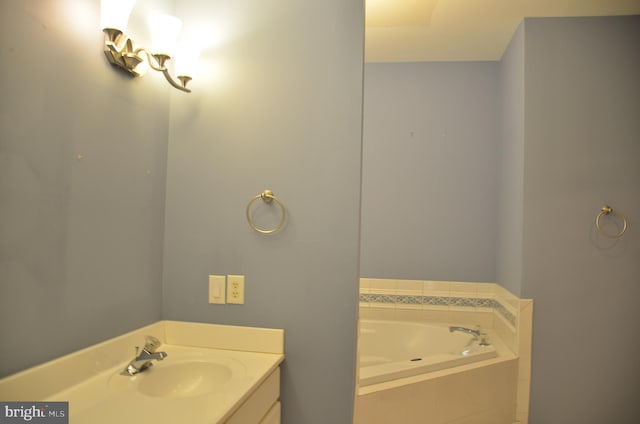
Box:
[226,368,280,424]
[259,401,281,424]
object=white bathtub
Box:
[358,319,497,386]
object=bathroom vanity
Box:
[0,321,285,424]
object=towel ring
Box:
[246,190,286,234]
[595,205,628,239]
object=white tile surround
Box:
[358,279,533,424]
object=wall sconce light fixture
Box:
[101,0,195,93]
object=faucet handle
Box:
[144,335,162,353]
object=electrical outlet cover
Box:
[227,275,245,304]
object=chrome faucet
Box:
[122,335,168,375]
[449,326,481,340]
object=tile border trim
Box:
[359,293,516,326]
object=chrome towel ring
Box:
[246,190,287,234]
[595,205,628,239]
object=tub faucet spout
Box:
[449,326,481,340]
[122,335,168,375]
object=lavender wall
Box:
[496,23,525,297]
[361,62,500,282]
[0,0,169,377]
[1,2,365,423]
[361,16,640,423]
[522,16,640,423]
[162,1,364,423]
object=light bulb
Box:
[174,45,200,77]
[149,14,182,55]
[100,0,136,30]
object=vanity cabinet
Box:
[226,368,281,424]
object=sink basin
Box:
[109,347,246,399]
[137,361,233,398]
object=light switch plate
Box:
[227,275,245,304]
[208,275,226,304]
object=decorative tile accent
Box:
[494,300,516,326]
[359,292,516,326]
[423,296,449,306]
[396,295,422,305]
[449,297,477,307]
[475,298,494,308]
[368,294,396,304]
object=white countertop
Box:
[0,321,285,424]
[47,345,283,424]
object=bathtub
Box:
[358,319,497,386]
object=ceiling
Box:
[365,0,640,62]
